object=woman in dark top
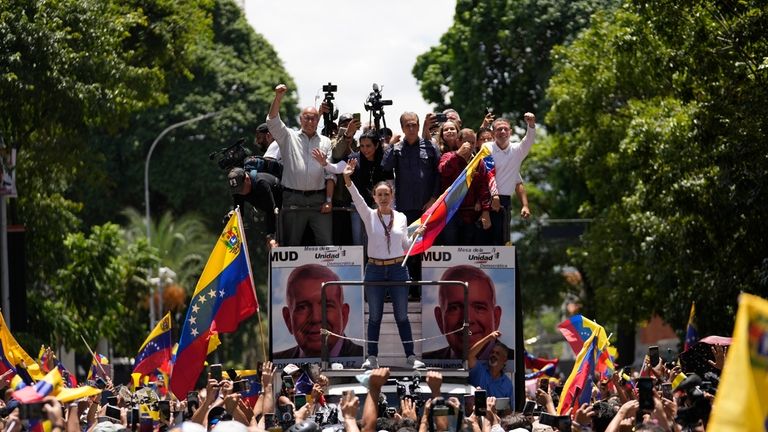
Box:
[349,131,393,245]
[314,130,393,247]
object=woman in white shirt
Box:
[342,158,425,370]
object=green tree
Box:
[546,1,768,337]
[30,223,156,354]
[74,0,299,229]
[121,207,214,291]
[412,0,619,128]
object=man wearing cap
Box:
[328,113,360,245]
[267,84,335,246]
[255,122,281,161]
[228,165,281,242]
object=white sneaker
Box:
[407,355,425,369]
[362,355,379,369]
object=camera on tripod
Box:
[209,138,249,170]
[321,82,339,137]
[364,83,393,130]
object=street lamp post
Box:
[144,110,223,328]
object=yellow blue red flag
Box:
[407,144,492,255]
[133,312,172,377]
[169,208,257,398]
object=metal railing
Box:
[320,280,470,370]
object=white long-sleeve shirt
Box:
[347,181,409,259]
[491,126,535,195]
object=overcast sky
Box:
[244,1,456,129]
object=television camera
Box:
[364,83,392,131]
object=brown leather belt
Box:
[368,256,405,266]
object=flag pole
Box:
[236,207,267,361]
[402,213,432,268]
[79,334,111,384]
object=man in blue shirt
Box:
[468,331,514,399]
[381,112,441,222]
[381,112,440,293]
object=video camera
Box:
[364,83,392,131]
[321,82,339,137]
[209,138,249,171]
[378,374,423,417]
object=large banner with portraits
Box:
[421,246,517,372]
[269,246,365,369]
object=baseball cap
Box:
[283,363,300,375]
[338,113,353,125]
[256,123,269,133]
[227,167,246,194]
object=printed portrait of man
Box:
[423,265,502,360]
[273,264,363,358]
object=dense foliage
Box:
[547,1,768,336]
[417,0,768,341]
[412,0,618,128]
[2,0,297,360]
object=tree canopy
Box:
[415,0,768,341]
[4,0,298,358]
[546,1,768,335]
[412,0,618,128]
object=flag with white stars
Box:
[170,208,257,398]
[134,312,173,377]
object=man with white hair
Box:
[267,84,335,245]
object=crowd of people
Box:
[228,84,537,250]
[0,344,724,432]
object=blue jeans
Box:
[364,262,414,357]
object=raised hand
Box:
[311,148,328,166]
[343,158,357,177]
[274,84,288,96]
[523,112,536,128]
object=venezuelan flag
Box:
[169,208,258,398]
[557,331,598,415]
[234,369,262,408]
[558,315,615,378]
[683,302,698,351]
[133,312,172,377]
[86,353,109,381]
[407,144,492,255]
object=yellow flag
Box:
[707,293,768,431]
[56,386,101,403]
[0,311,35,367]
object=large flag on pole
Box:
[708,293,768,431]
[407,144,492,255]
[170,208,258,398]
[134,312,173,377]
